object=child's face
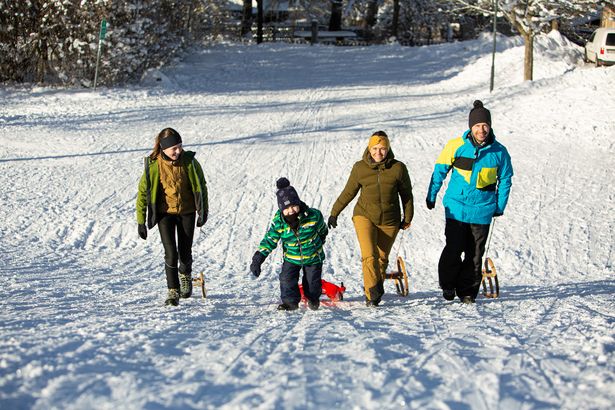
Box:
[282,205,300,216]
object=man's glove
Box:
[138,224,147,240]
[426,199,435,210]
[493,211,503,217]
[197,211,208,227]
[250,251,266,277]
[327,215,338,229]
[400,221,411,230]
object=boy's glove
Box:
[493,211,503,217]
[400,220,411,230]
[138,224,147,240]
[327,215,337,229]
[426,199,435,210]
[250,251,266,277]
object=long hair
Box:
[149,128,181,160]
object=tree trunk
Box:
[241,0,252,37]
[365,0,378,29]
[256,0,263,44]
[524,34,533,81]
[36,39,47,84]
[392,0,399,38]
[329,0,342,31]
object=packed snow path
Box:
[1,33,614,409]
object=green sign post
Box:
[93,18,107,90]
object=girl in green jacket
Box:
[250,178,328,311]
[136,128,208,306]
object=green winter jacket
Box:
[136,151,208,229]
[258,204,328,266]
[331,148,414,226]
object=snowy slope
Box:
[1,33,614,409]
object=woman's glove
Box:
[138,224,147,240]
[197,211,208,227]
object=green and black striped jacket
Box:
[258,205,328,266]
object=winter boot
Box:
[179,272,193,299]
[308,299,320,311]
[165,288,180,306]
[461,296,475,304]
[277,302,299,311]
[442,289,456,301]
[365,298,380,307]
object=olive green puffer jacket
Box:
[331,148,414,226]
[136,151,208,229]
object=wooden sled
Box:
[384,256,409,296]
[192,271,206,298]
[481,258,499,298]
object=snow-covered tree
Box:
[453,0,602,81]
[0,0,230,86]
[375,0,452,44]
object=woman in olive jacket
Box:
[328,131,413,306]
[136,128,208,306]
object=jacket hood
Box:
[362,147,395,168]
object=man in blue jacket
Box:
[426,100,513,303]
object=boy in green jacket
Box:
[250,178,328,311]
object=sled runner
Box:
[481,257,499,298]
[384,256,409,296]
[299,279,346,301]
[192,271,206,298]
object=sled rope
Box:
[481,218,499,298]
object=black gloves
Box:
[327,215,337,229]
[250,251,266,277]
[493,211,503,217]
[197,211,208,227]
[426,199,435,210]
[138,224,147,240]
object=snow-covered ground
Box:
[1,31,614,409]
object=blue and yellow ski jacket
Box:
[427,129,513,225]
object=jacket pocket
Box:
[477,167,497,190]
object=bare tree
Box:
[241,0,252,37]
[329,0,343,31]
[453,0,601,81]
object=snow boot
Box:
[179,272,192,299]
[461,296,475,304]
[442,289,455,301]
[277,302,299,311]
[365,298,380,307]
[308,299,320,311]
[165,288,180,306]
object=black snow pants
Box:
[279,261,322,305]
[158,212,196,289]
[438,218,490,299]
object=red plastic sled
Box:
[299,279,346,301]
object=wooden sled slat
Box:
[481,258,499,298]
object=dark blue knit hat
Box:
[276,178,301,211]
[468,100,491,128]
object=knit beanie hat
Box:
[368,131,390,150]
[468,100,492,129]
[276,177,301,211]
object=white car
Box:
[584,27,615,67]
